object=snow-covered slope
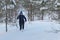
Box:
[0,21,60,40]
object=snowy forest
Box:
[0,0,60,22]
[0,0,60,40]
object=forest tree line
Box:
[0,0,60,23]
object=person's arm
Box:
[23,15,27,22]
[17,15,19,19]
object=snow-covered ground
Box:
[0,20,60,40]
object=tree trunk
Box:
[41,10,44,20]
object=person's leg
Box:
[22,23,24,30]
[20,24,22,30]
[19,23,22,30]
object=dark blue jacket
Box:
[17,15,27,24]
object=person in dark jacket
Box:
[17,11,27,30]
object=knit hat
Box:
[20,11,23,15]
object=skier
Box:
[17,11,27,31]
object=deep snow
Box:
[0,20,60,40]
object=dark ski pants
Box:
[19,23,24,30]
